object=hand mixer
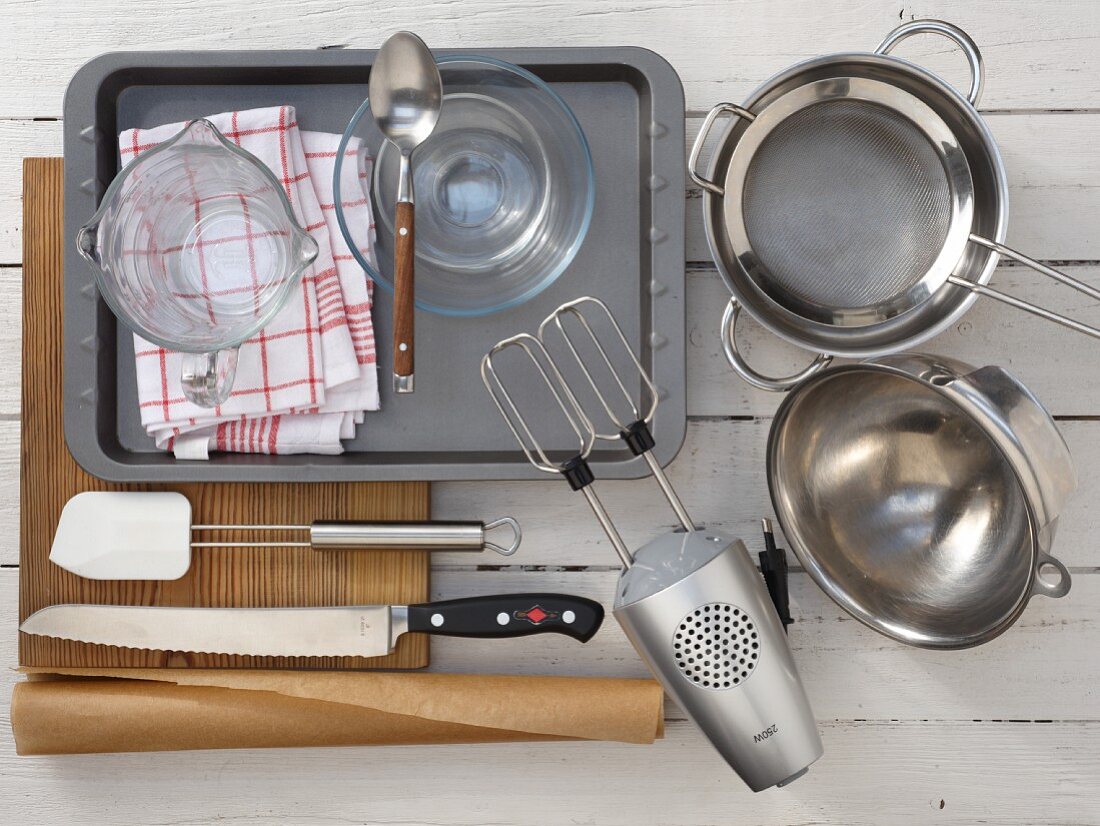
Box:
[482,296,822,792]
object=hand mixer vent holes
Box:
[673,603,760,690]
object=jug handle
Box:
[721,298,832,392]
[180,348,239,408]
[1029,552,1071,600]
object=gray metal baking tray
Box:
[63,48,685,481]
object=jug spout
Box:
[76,222,100,267]
[177,118,226,148]
[294,230,320,269]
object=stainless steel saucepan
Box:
[692,19,1100,390]
[767,354,1075,649]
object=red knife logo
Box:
[514,605,559,625]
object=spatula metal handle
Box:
[406,594,604,642]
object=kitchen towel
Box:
[11,668,665,754]
[118,107,380,457]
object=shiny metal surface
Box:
[188,517,522,556]
[701,20,1100,389]
[720,299,832,391]
[698,24,1006,361]
[311,522,483,551]
[19,604,400,658]
[368,31,442,205]
[876,18,985,104]
[614,531,822,791]
[308,518,521,556]
[722,78,974,327]
[481,328,635,567]
[767,355,1075,649]
[483,306,823,790]
[538,296,694,531]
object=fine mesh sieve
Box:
[691,19,1100,391]
[742,99,954,313]
[721,77,976,328]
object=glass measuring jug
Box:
[77,119,318,406]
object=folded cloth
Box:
[118,107,380,457]
[304,130,378,370]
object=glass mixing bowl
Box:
[335,55,595,316]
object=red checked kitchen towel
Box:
[118,107,380,457]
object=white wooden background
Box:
[3,1,1100,823]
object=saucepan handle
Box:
[1029,552,1071,600]
[875,19,984,107]
[948,236,1100,341]
[689,103,756,196]
[721,298,832,392]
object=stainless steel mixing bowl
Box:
[767,354,1075,649]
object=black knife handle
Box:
[406,594,604,643]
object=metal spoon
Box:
[369,31,442,394]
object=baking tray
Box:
[63,48,686,482]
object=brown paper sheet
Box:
[11,668,664,755]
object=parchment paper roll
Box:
[11,668,664,755]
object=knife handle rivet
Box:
[431,613,444,627]
[563,610,576,624]
[496,612,510,626]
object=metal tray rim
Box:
[62,46,686,482]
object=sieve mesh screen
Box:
[741,98,953,310]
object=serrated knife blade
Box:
[19,603,408,658]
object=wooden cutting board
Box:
[19,158,431,670]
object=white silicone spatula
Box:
[50,492,194,580]
[49,491,521,581]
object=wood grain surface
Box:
[18,158,430,670]
[392,200,415,382]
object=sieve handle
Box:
[689,103,755,196]
[948,235,1100,341]
[875,19,984,106]
[720,298,832,392]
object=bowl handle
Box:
[720,298,832,392]
[875,19,984,106]
[1030,552,1072,600]
[688,103,755,196]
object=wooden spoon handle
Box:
[393,201,415,393]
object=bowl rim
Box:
[333,54,596,317]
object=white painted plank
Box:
[0,119,62,264]
[6,112,1100,265]
[0,718,1095,826]
[3,260,1100,425]
[3,1,1100,118]
[1,3,1099,824]
[0,268,20,412]
[685,266,1100,417]
[433,418,1100,568]
[2,563,1098,826]
[1,416,1095,568]
[686,112,1100,263]
[5,566,1098,722]
[427,569,1100,722]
